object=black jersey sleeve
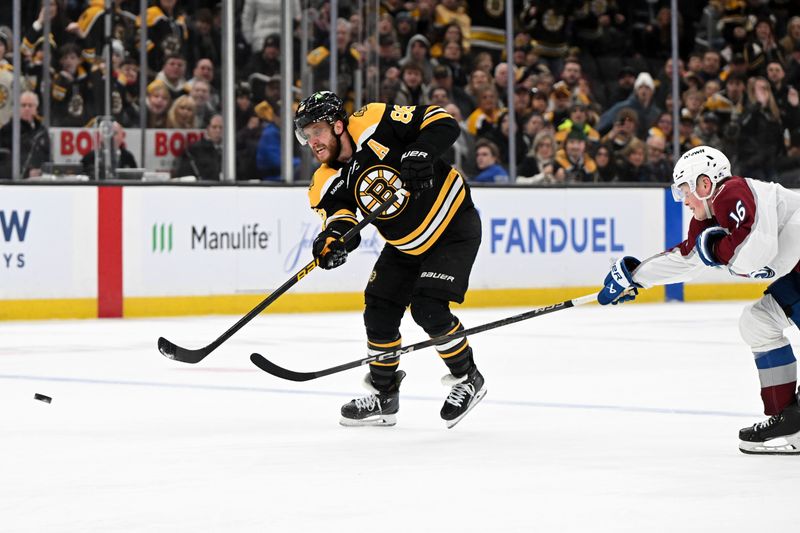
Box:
[308,165,358,227]
[387,104,460,158]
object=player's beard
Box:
[316,134,342,166]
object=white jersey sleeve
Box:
[631,177,800,288]
[752,179,800,278]
[632,247,706,289]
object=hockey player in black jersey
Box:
[294,91,486,428]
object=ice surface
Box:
[1,302,797,532]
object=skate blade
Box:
[739,437,800,455]
[340,413,397,427]
[445,388,487,429]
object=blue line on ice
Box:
[0,373,758,418]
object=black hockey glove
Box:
[400,142,435,192]
[312,228,348,270]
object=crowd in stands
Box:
[1,0,800,184]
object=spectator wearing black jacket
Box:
[235,111,263,181]
[143,0,189,73]
[737,77,785,179]
[174,114,222,180]
[51,43,93,126]
[433,34,469,87]
[430,64,473,119]
[594,143,618,182]
[187,8,220,67]
[243,33,280,84]
[641,134,671,183]
[80,122,138,180]
[0,91,51,179]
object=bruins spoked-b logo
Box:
[355,165,407,219]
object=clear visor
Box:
[671,180,693,201]
[294,121,332,147]
[295,126,309,146]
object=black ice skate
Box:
[340,370,406,427]
[440,367,487,429]
[739,402,800,455]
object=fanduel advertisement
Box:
[0,186,97,299]
[469,188,664,288]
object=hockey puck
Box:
[34,393,52,404]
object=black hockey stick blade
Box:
[250,292,598,381]
[158,189,406,364]
[157,257,319,363]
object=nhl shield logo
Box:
[356,165,407,219]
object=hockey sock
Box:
[432,321,475,377]
[367,336,402,391]
[755,344,798,415]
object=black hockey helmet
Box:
[294,91,348,145]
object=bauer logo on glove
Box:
[401,149,429,160]
[598,256,642,305]
[400,142,435,192]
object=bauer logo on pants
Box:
[421,271,455,282]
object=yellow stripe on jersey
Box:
[386,169,466,255]
[420,106,452,130]
[82,47,96,62]
[51,85,67,100]
[326,208,358,228]
[389,170,459,246]
[348,103,386,151]
[78,1,105,35]
[144,6,167,28]
[308,166,342,208]
[466,108,492,136]
[470,29,506,44]
[307,47,330,67]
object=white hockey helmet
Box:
[671,145,731,201]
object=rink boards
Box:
[0,185,769,319]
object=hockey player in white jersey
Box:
[597,146,800,455]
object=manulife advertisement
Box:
[123,187,383,298]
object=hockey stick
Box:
[158,190,405,364]
[250,293,598,381]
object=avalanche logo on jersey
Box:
[748,266,776,279]
[355,165,408,219]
